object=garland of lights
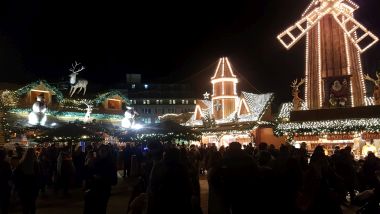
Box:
[0,102,11,143]
[61,98,94,112]
[275,118,380,136]
[93,90,130,105]
[119,132,201,143]
[9,108,123,120]
[14,80,64,102]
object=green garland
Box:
[94,90,130,105]
[274,118,380,136]
[14,80,64,102]
[8,108,123,120]
[0,103,11,143]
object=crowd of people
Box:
[1,141,380,214]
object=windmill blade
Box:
[278,6,331,49]
[333,12,379,53]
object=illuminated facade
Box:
[277,0,378,109]
[276,0,380,157]
[186,57,283,147]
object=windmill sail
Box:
[332,12,379,53]
[278,5,332,49]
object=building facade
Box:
[126,74,197,124]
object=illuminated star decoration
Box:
[203,92,210,100]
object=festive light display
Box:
[9,108,123,121]
[14,80,64,102]
[94,90,130,105]
[0,90,17,107]
[277,102,308,121]
[237,92,274,122]
[277,0,378,109]
[28,95,47,126]
[275,118,380,136]
[121,107,142,129]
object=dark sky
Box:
[1,0,380,107]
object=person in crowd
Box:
[210,142,258,214]
[73,145,86,187]
[0,149,12,214]
[84,144,117,214]
[146,147,192,214]
[55,148,75,197]
[123,144,132,178]
[13,148,40,214]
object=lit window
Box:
[147,100,150,105]
[182,100,185,104]
[134,100,137,104]
[131,84,136,89]
[143,100,147,105]
[160,100,163,104]
[144,84,148,89]
[169,100,172,104]
[186,100,189,104]
[172,100,176,104]
[194,100,196,104]
[156,100,159,104]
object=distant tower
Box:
[211,57,239,120]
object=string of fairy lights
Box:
[275,118,380,137]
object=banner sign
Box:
[294,135,319,141]
[326,134,354,141]
[362,132,380,140]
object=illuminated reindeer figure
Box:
[364,72,380,105]
[82,100,93,123]
[69,61,88,97]
[291,78,305,111]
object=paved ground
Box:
[9,172,137,214]
[9,173,359,214]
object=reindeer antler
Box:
[69,61,85,74]
[291,78,305,89]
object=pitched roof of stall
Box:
[238,92,274,121]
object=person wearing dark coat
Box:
[83,144,117,214]
[0,149,12,214]
[209,142,258,214]
[13,148,40,214]
[146,147,192,214]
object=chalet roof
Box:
[211,57,237,80]
[186,92,274,126]
[93,90,130,105]
[238,92,274,122]
[14,80,64,102]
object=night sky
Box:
[0,0,380,108]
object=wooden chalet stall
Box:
[14,80,63,107]
[276,103,380,158]
[185,57,285,148]
[94,91,130,114]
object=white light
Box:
[132,124,143,130]
[317,21,323,108]
[51,122,57,127]
[144,84,148,89]
[211,78,239,84]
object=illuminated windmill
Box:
[277,0,378,109]
[211,57,239,120]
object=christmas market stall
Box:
[275,0,380,158]
[0,70,132,144]
[185,57,285,147]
